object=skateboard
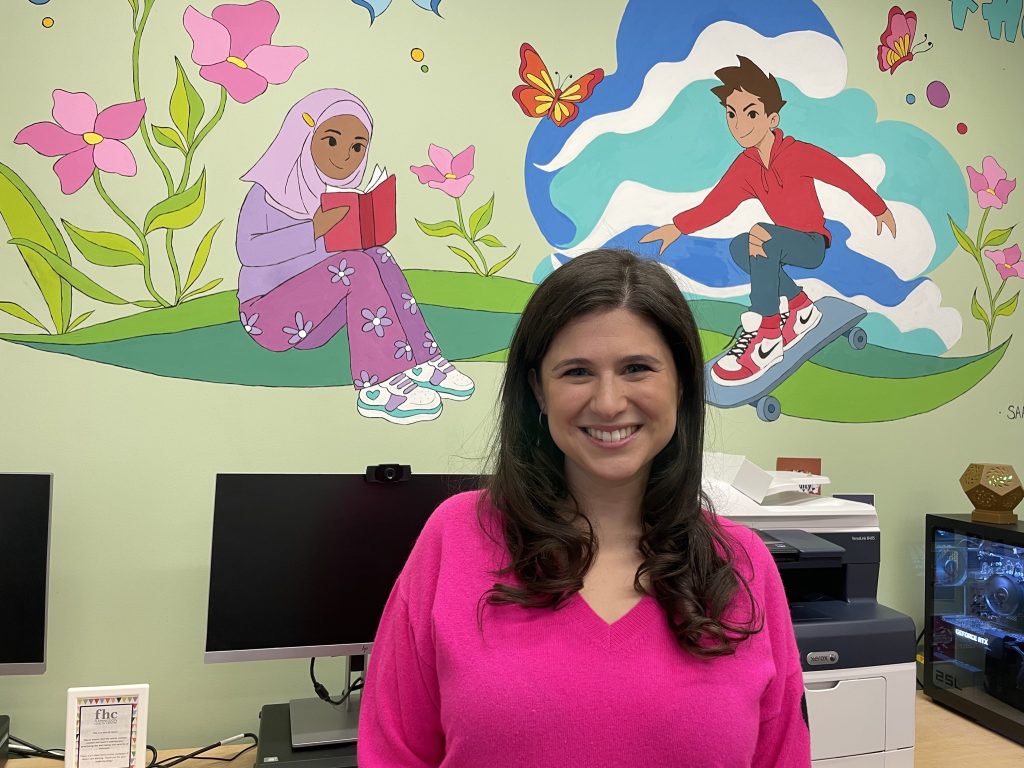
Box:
[704,296,868,422]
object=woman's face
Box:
[529,308,681,495]
[311,114,369,181]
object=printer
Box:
[704,456,916,768]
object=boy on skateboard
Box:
[641,56,896,386]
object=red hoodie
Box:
[672,129,887,245]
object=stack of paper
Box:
[703,452,830,504]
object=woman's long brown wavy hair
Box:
[484,248,761,656]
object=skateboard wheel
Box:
[846,326,867,350]
[755,396,780,422]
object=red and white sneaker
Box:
[780,292,822,350]
[711,312,784,386]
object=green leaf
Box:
[62,220,143,267]
[982,226,1015,248]
[948,214,980,261]
[0,300,48,331]
[133,300,162,309]
[67,310,94,332]
[414,218,463,238]
[970,290,989,324]
[127,0,139,12]
[8,238,129,305]
[170,57,206,144]
[447,245,484,276]
[486,244,520,276]
[468,195,494,239]
[0,161,73,332]
[994,291,1019,319]
[145,170,206,234]
[152,125,186,154]
[477,234,504,248]
[185,220,222,291]
[182,277,223,301]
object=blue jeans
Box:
[729,223,826,316]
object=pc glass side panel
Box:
[925,514,1024,746]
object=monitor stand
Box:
[288,695,360,748]
[256,704,357,768]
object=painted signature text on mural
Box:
[949,0,1024,42]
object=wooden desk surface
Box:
[8,694,1024,767]
[914,690,1022,766]
[7,745,259,768]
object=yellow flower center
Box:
[444,173,457,179]
[987,187,996,195]
[82,132,104,145]
[226,56,248,69]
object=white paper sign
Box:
[66,685,148,768]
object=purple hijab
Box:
[242,89,373,220]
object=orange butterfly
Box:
[512,42,604,127]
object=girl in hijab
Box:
[235,88,474,424]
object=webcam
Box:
[365,464,411,483]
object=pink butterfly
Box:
[877,6,932,74]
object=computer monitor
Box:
[0,473,52,675]
[204,469,479,747]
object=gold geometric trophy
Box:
[960,463,1023,525]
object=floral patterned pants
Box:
[238,246,439,387]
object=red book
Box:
[321,173,397,252]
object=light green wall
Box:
[1,0,1022,747]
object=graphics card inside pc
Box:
[925,514,1024,745]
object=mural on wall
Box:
[949,156,1020,351]
[512,43,605,128]
[352,0,443,25]
[522,0,1013,422]
[234,87,475,424]
[411,143,521,278]
[3,0,309,322]
[639,54,898,391]
[0,0,1018,426]
[876,5,933,75]
[948,0,1023,40]
[0,0,530,423]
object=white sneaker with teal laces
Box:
[356,373,442,424]
[406,356,475,400]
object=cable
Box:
[309,657,364,706]
[148,733,258,768]
[185,746,258,763]
[8,736,63,761]
[8,734,255,767]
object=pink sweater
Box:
[358,491,811,767]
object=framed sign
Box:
[65,684,148,768]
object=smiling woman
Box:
[528,306,681,499]
[358,249,813,767]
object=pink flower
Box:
[183,1,307,104]
[15,90,146,195]
[410,144,475,198]
[985,244,1024,280]
[967,156,1016,209]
